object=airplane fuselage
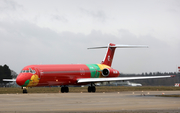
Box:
[16,64,119,87]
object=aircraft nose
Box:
[16,74,26,86]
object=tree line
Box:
[0,64,12,84]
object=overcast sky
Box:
[0,0,180,74]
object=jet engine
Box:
[102,68,119,77]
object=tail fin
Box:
[88,43,148,67]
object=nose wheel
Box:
[88,83,96,93]
[22,87,28,93]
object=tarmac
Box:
[0,91,180,113]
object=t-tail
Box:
[88,43,148,67]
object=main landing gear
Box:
[88,83,96,93]
[61,86,69,93]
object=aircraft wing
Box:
[3,79,16,82]
[77,75,174,83]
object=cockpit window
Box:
[20,68,36,74]
[26,70,29,73]
[21,70,26,73]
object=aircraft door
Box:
[35,67,43,80]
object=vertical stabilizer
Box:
[101,43,116,67]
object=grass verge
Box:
[0,86,180,94]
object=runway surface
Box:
[0,91,180,113]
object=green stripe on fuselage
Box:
[86,64,101,78]
[22,80,30,87]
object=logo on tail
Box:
[101,43,116,67]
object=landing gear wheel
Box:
[92,86,96,92]
[61,87,65,93]
[61,86,69,93]
[88,86,96,93]
[88,86,92,92]
[65,87,69,93]
[23,89,27,93]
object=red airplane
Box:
[4,43,173,93]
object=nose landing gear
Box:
[22,87,28,93]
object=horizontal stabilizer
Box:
[88,45,148,49]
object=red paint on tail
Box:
[101,43,116,67]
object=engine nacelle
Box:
[102,68,119,77]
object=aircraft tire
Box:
[23,89,27,94]
[88,86,92,92]
[61,87,64,93]
[92,86,96,92]
[65,87,69,93]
